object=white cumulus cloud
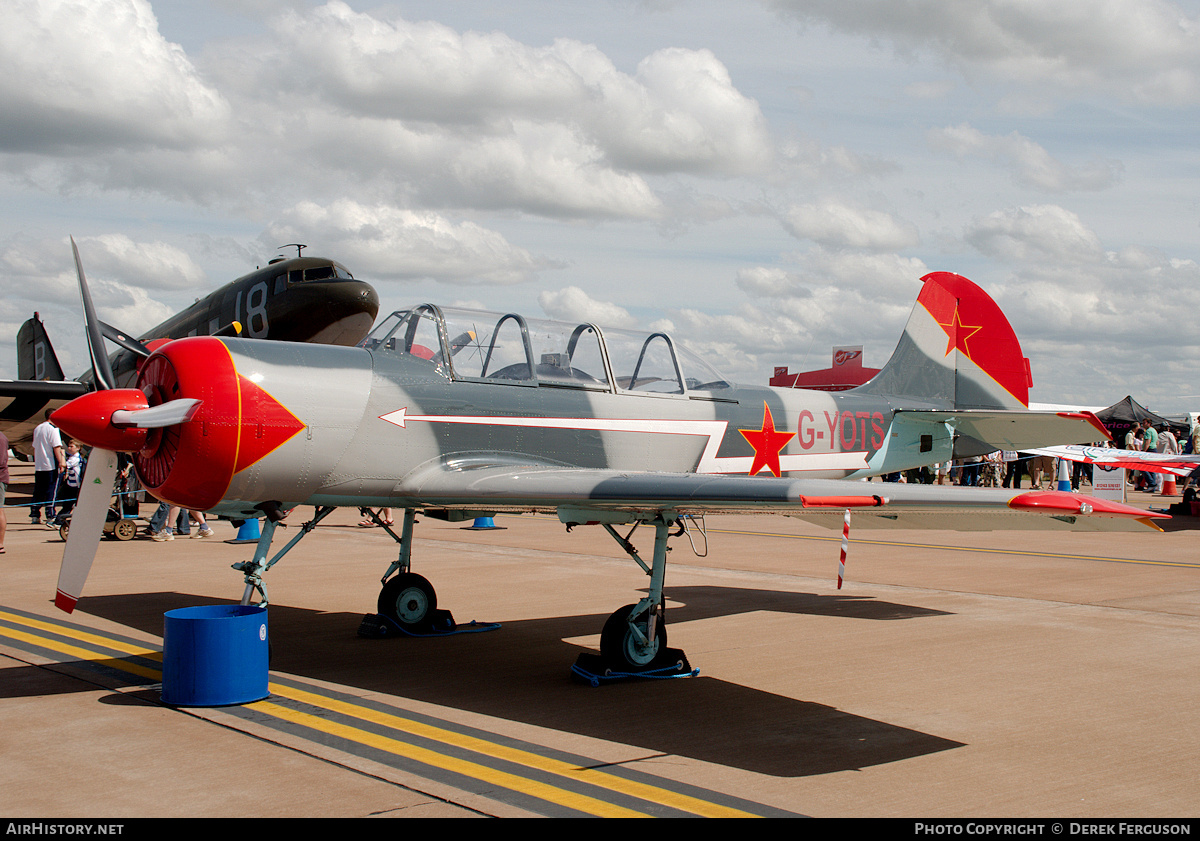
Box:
[929,123,1122,191]
[964,204,1105,264]
[263,200,557,285]
[769,0,1200,105]
[0,0,229,153]
[538,287,637,328]
[783,201,920,251]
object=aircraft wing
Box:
[0,379,88,401]
[1027,445,1200,477]
[390,458,1164,532]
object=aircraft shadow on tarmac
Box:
[38,587,963,777]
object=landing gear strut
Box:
[235,504,335,606]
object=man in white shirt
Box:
[31,411,64,524]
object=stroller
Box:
[57,458,142,542]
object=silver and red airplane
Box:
[49,241,1165,672]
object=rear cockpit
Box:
[363,305,731,398]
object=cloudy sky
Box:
[3,0,1199,411]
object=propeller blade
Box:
[111,398,201,429]
[70,237,117,390]
[55,448,119,613]
[100,321,152,359]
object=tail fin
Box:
[852,272,1031,410]
[16,312,66,381]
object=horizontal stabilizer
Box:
[896,408,1109,456]
[0,379,88,401]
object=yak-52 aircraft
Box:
[0,248,379,455]
[50,241,1165,673]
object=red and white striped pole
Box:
[837,508,851,589]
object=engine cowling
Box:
[55,336,307,512]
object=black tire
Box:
[58,522,69,542]
[600,603,668,670]
[377,573,437,629]
[114,519,136,541]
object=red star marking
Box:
[937,306,983,357]
[739,403,795,477]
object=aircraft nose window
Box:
[303,266,335,281]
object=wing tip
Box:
[1007,490,1169,520]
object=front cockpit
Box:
[362,305,732,398]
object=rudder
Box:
[852,272,1031,410]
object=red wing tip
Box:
[1008,490,1169,519]
[54,591,78,613]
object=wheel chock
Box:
[357,610,500,639]
[570,650,697,686]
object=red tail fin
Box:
[854,272,1032,409]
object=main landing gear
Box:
[363,508,459,635]
[372,509,443,632]
[378,572,437,629]
[563,510,695,679]
[231,505,460,637]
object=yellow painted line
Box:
[268,682,757,818]
[0,609,162,661]
[0,624,162,681]
[249,699,648,818]
[708,528,1200,569]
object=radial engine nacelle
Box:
[52,336,325,512]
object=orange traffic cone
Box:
[1160,473,1178,496]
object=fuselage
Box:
[125,304,952,517]
[109,256,379,385]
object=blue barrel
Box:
[161,605,269,706]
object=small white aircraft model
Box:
[1028,445,1200,478]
